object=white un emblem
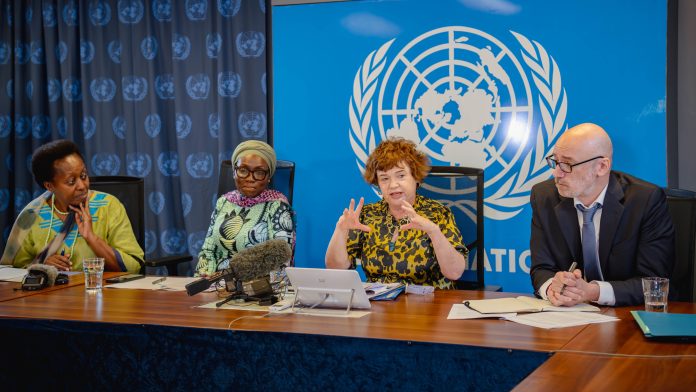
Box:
[350,26,568,220]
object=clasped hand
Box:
[547,269,598,306]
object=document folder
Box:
[631,310,696,342]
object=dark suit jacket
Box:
[529,171,674,306]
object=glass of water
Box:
[83,257,105,292]
[641,277,669,312]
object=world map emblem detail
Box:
[349,26,568,220]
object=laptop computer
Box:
[285,267,371,310]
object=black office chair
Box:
[419,166,489,290]
[217,159,295,204]
[665,188,696,302]
[90,176,192,276]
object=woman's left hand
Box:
[398,200,439,235]
[70,193,95,241]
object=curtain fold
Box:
[0,0,269,273]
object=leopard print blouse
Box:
[346,195,468,289]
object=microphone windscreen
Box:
[230,239,292,282]
[27,264,59,287]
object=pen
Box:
[60,249,65,256]
[559,261,577,294]
[152,277,167,285]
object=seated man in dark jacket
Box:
[530,123,674,306]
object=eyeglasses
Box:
[545,155,604,173]
[235,166,269,181]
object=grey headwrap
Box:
[231,140,277,176]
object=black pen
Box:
[559,261,577,294]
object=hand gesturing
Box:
[69,193,94,242]
[336,197,372,233]
[398,200,438,235]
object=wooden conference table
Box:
[0,274,694,391]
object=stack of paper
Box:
[448,296,619,329]
[505,312,619,329]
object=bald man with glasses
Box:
[529,123,675,306]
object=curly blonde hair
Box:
[363,138,430,185]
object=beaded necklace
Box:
[51,193,70,215]
[43,194,77,261]
[386,214,410,252]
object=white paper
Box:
[0,266,28,282]
[516,296,600,312]
[105,276,198,291]
[505,311,619,329]
[363,282,404,299]
[447,304,516,320]
[405,284,435,295]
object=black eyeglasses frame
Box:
[545,155,604,173]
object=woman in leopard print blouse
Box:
[325,138,468,289]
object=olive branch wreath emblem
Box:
[349,30,567,220]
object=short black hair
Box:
[31,139,84,188]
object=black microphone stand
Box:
[215,279,248,307]
[215,277,280,308]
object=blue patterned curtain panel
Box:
[0,0,269,268]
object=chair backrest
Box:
[217,159,295,205]
[89,176,145,250]
[666,188,696,302]
[419,166,484,289]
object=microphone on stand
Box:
[185,239,292,297]
[229,239,293,282]
[184,269,235,296]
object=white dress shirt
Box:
[539,184,616,305]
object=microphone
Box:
[185,239,292,296]
[22,264,59,290]
[229,239,292,282]
[185,269,235,296]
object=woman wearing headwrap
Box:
[195,140,296,276]
[1,140,143,273]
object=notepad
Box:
[447,304,516,320]
[464,296,600,314]
[631,310,696,342]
